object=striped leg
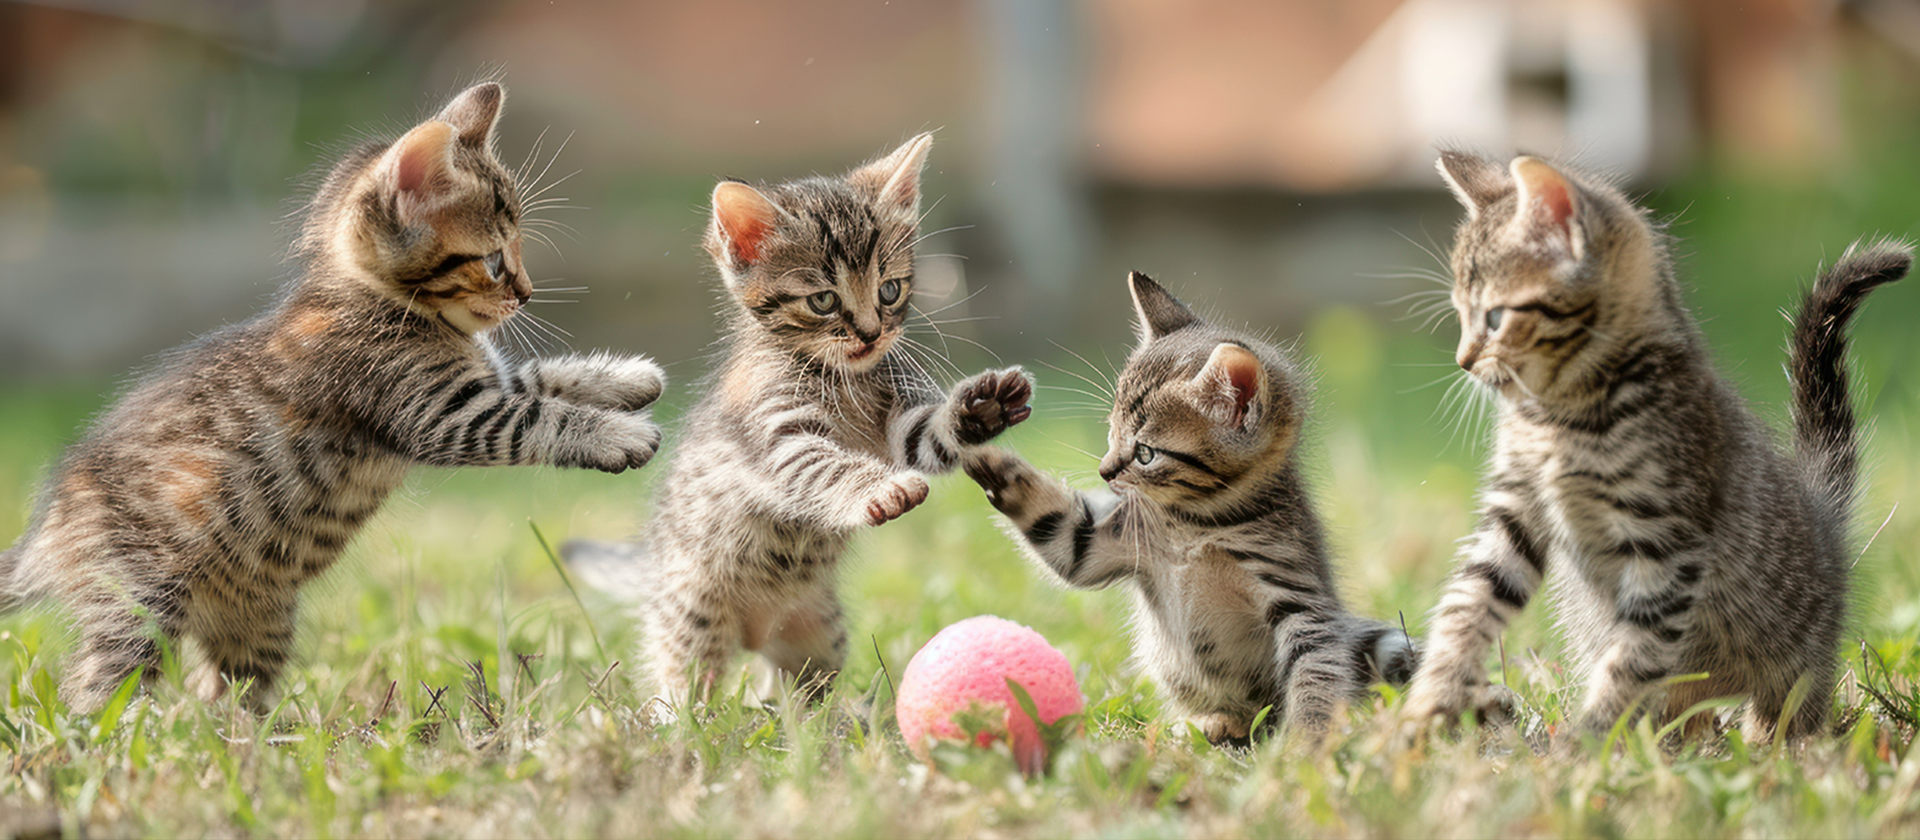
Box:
[891,367,1032,473]
[188,587,299,711]
[964,448,1136,589]
[1277,617,1369,738]
[514,351,665,412]
[382,363,661,473]
[59,571,183,714]
[1404,506,1544,724]
[755,404,928,530]
[1577,557,1702,732]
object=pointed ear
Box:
[709,180,784,267]
[850,132,933,214]
[436,82,504,149]
[1435,149,1506,219]
[383,121,458,227]
[1509,156,1583,263]
[1128,271,1199,341]
[1193,343,1264,429]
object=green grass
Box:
[3,330,1920,838]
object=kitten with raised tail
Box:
[1403,150,1908,740]
[563,134,1032,703]
[0,82,667,713]
[964,272,1417,746]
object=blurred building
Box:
[0,0,1899,379]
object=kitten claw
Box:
[952,367,1034,445]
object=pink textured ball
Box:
[895,615,1083,775]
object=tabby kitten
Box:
[965,272,1416,745]
[1403,150,1907,740]
[0,82,667,713]
[563,134,1032,703]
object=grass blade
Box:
[529,520,605,659]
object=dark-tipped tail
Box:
[1790,239,1911,513]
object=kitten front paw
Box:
[1190,712,1253,748]
[580,411,663,474]
[950,367,1034,445]
[962,448,1034,516]
[540,353,666,412]
[1402,681,1517,729]
[865,472,929,526]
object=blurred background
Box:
[4,0,1920,522]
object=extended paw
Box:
[580,411,662,474]
[961,448,1034,514]
[950,367,1033,446]
[865,472,929,526]
[538,353,666,412]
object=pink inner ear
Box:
[1536,177,1574,229]
[1225,357,1259,419]
[714,184,778,265]
[726,213,772,264]
[396,144,434,195]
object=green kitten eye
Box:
[484,250,506,283]
[807,290,841,315]
[1485,307,1505,331]
[878,278,903,306]
[1134,443,1155,466]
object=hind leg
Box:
[1743,666,1835,743]
[187,587,298,712]
[60,585,182,714]
[643,586,742,706]
[760,590,848,705]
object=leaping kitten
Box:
[964,272,1416,746]
[1403,150,1908,740]
[564,134,1032,703]
[0,82,667,713]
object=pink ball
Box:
[895,615,1083,774]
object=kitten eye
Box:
[484,250,506,283]
[807,290,840,315]
[1134,443,1156,466]
[878,278,903,306]
[1485,307,1505,331]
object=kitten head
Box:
[1099,272,1305,513]
[703,133,932,371]
[1437,150,1668,404]
[303,82,530,334]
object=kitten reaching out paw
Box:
[967,272,1419,747]
[0,82,668,714]
[951,367,1034,445]
[523,351,666,413]
[865,472,931,526]
[561,133,1032,706]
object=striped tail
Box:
[1788,239,1911,515]
[559,538,654,603]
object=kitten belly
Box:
[1132,560,1272,717]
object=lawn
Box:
[3,294,1920,838]
[9,113,1920,833]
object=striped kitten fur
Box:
[1404,151,1908,739]
[0,82,666,713]
[964,272,1416,746]
[563,134,1033,703]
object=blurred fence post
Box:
[981,0,1089,301]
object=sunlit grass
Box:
[3,345,1919,838]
